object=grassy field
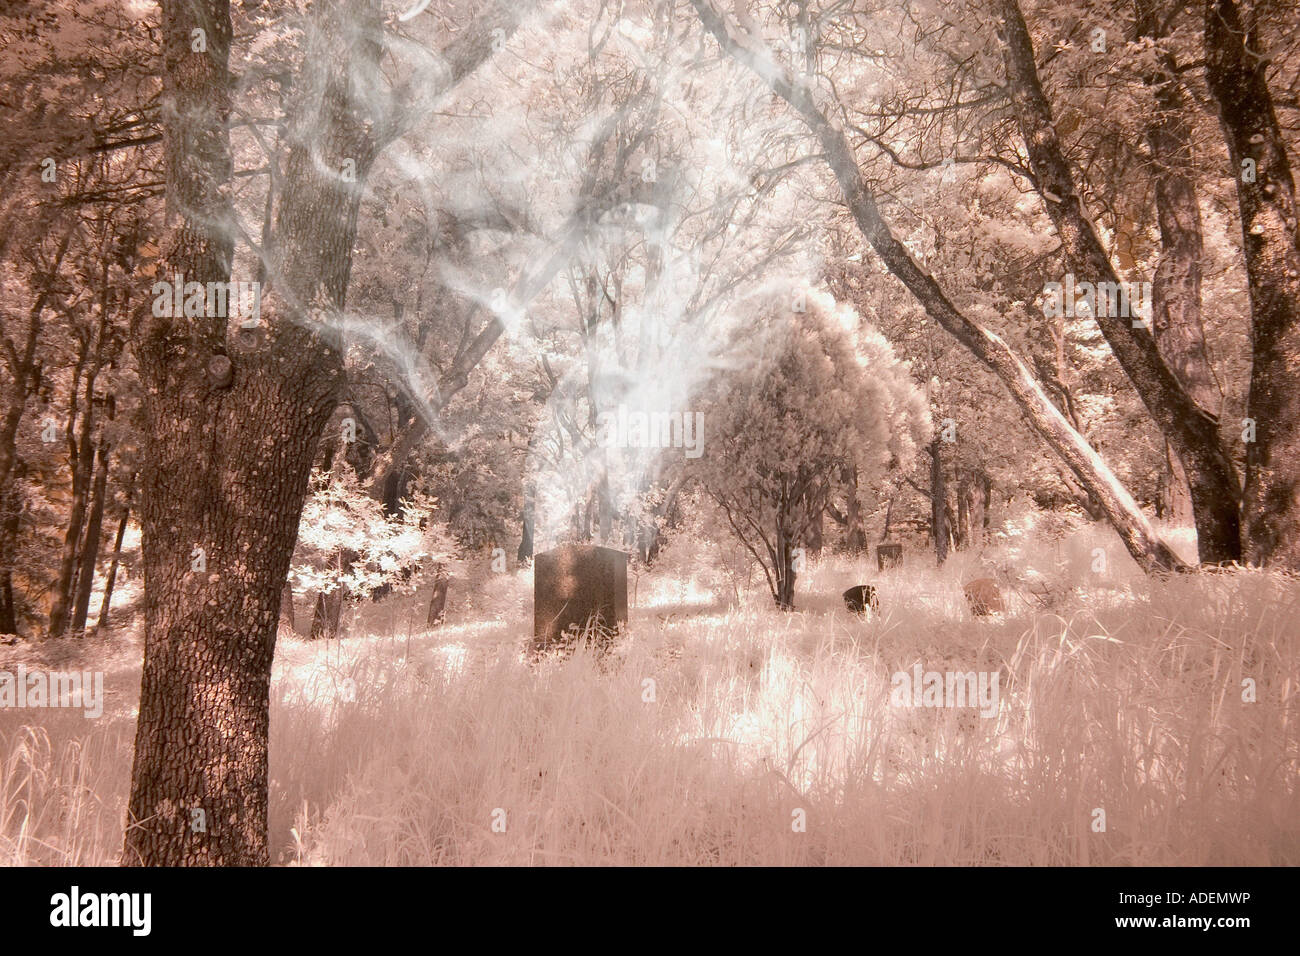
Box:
[2,522,1297,865]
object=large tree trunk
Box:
[1139,4,1222,418]
[994,0,1240,565]
[126,0,527,866]
[687,0,1189,573]
[1205,0,1300,568]
[1137,0,1223,534]
[124,0,376,866]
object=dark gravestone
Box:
[876,543,903,570]
[427,563,449,627]
[963,578,1005,616]
[843,585,879,616]
[533,544,628,653]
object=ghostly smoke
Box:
[219,2,826,551]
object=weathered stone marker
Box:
[533,544,628,653]
[963,578,1005,616]
[876,543,903,570]
[843,584,879,616]
[427,563,449,627]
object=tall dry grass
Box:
[2,522,1296,865]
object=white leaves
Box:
[293,465,442,598]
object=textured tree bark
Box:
[127,0,532,866]
[1204,0,1300,568]
[995,0,1240,564]
[1136,0,1225,536]
[130,0,538,868]
[688,0,1187,573]
[1138,2,1223,418]
[124,0,380,866]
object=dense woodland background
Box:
[0,0,1297,866]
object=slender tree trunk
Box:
[994,0,1240,565]
[690,0,1188,573]
[957,473,979,549]
[518,492,535,565]
[279,578,295,635]
[774,531,796,610]
[0,570,15,635]
[805,506,823,557]
[47,387,96,638]
[597,473,613,545]
[96,499,131,634]
[981,474,992,531]
[929,440,950,564]
[70,441,111,636]
[1205,0,1300,568]
[878,492,893,545]
[0,458,24,635]
[310,591,343,641]
[310,548,358,640]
